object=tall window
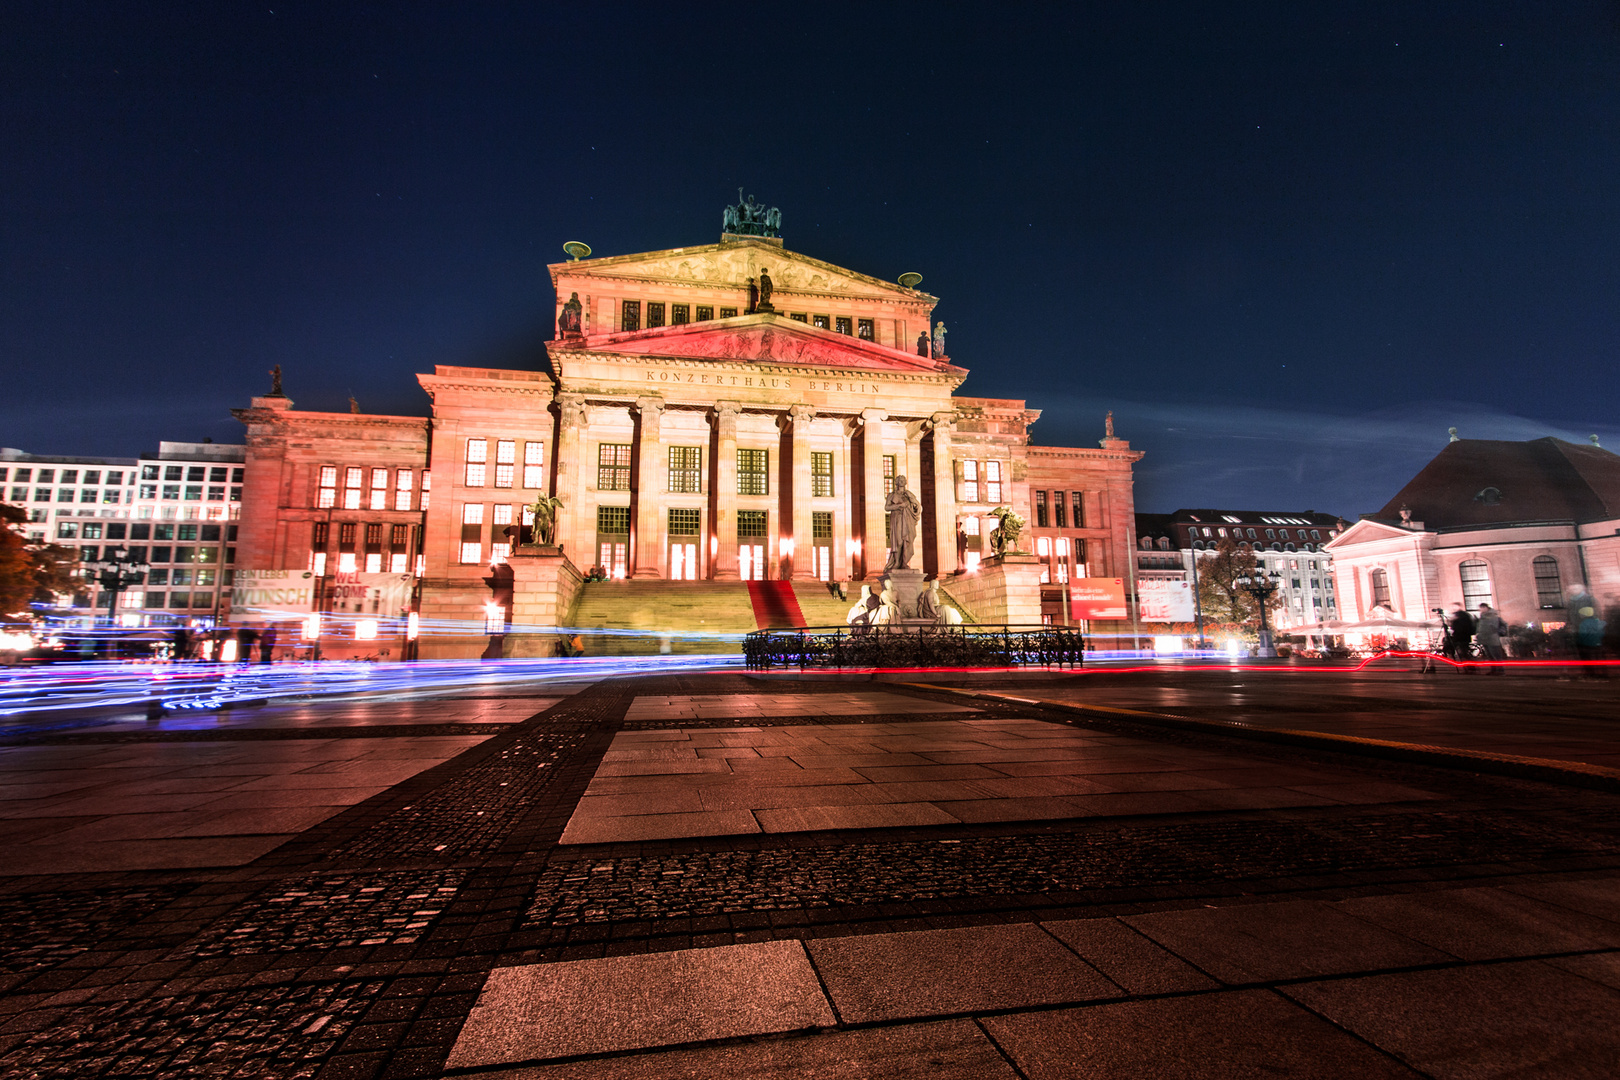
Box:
[316,465,337,508]
[460,504,484,564]
[598,444,632,490]
[669,508,700,580]
[835,316,852,335]
[465,438,488,487]
[523,442,544,488]
[344,467,363,509]
[1035,490,1049,527]
[495,440,515,488]
[646,302,665,328]
[1533,556,1563,609]
[395,469,413,511]
[671,303,689,325]
[597,505,629,579]
[812,314,829,329]
[367,467,388,510]
[1368,568,1392,608]
[738,449,768,496]
[882,454,895,496]
[811,452,833,497]
[1053,491,1067,528]
[961,460,978,503]
[811,511,833,581]
[985,460,1003,503]
[737,510,767,580]
[856,318,874,341]
[1458,560,1493,610]
[621,300,641,332]
[669,446,703,494]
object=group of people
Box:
[1441,593,1608,674]
[169,623,278,663]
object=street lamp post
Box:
[90,546,151,629]
[1238,568,1283,658]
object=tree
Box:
[0,506,32,617]
[0,505,86,616]
[1195,536,1284,635]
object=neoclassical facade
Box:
[234,228,1141,654]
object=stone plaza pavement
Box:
[0,667,1617,1076]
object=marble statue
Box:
[528,494,564,546]
[758,267,774,309]
[884,477,921,571]
[874,586,899,626]
[932,321,947,358]
[557,292,583,336]
[846,584,875,633]
[915,580,941,622]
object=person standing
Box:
[1475,603,1507,674]
[259,623,277,664]
[1447,603,1475,667]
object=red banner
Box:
[1070,577,1128,621]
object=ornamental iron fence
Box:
[743,624,1085,671]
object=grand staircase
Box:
[564,578,976,655]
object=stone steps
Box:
[570,580,758,655]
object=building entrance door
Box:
[738,544,764,581]
[668,508,700,581]
[596,506,629,579]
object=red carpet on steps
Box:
[746,581,806,628]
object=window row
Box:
[139,465,243,483]
[958,460,1004,504]
[316,466,427,510]
[310,521,419,575]
[464,439,545,490]
[9,487,151,504]
[55,521,234,544]
[595,445,796,496]
[1,468,135,485]
[621,302,738,332]
[785,313,875,340]
[1191,524,1330,543]
[1032,490,1087,529]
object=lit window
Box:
[961,459,978,503]
[811,452,833,497]
[522,443,544,488]
[738,449,768,496]
[493,504,512,525]
[598,444,632,490]
[466,438,487,487]
[1369,568,1392,608]
[835,316,852,335]
[495,440,515,488]
[420,472,431,510]
[337,552,357,572]
[647,302,665,328]
[985,460,1003,503]
[460,502,484,564]
[365,552,382,573]
[621,300,640,332]
[812,314,829,329]
[671,303,689,325]
[1533,556,1562,609]
[882,454,895,496]
[1459,560,1493,610]
[1035,490,1049,528]
[394,489,411,511]
[669,446,702,494]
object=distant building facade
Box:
[1,442,245,621]
[1326,436,1620,628]
[1135,508,1345,633]
[233,220,1144,655]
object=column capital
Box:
[555,392,587,426]
[634,395,665,417]
[858,408,889,426]
[712,399,742,420]
[788,403,817,425]
[929,410,958,432]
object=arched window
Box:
[1533,556,1562,609]
[1459,560,1493,610]
[1369,568,1392,608]
[1310,529,1321,540]
[1265,529,1276,540]
[1246,528,1257,539]
[1284,543,1296,552]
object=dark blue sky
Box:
[5,2,1619,516]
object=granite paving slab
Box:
[982,989,1422,1079]
[807,923,1118,1023]
[1041,918,1221,994]
[445,940,835,1069]
[1283,959,1620,1079]
[1124,898,1450,982]
[1337,885,1620,960]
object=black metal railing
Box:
[744,624,1085,670]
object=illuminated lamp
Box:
[406,612,420,641]
[1153,635,1182,654]
[301,614,321,641]
[846,538,861,556]
[965,552,981,572]
[483,603,505,634]
[780,537,794,556]
[220,639,238,663]
[1224,639,1243,657]
[356,619,379,640]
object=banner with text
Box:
[326,572,416,616]
[1070,577,1128,621]
[230,570,315,620]
[1139,578,1196,622]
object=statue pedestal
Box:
[501,546,585,658]
[884,568,926,621]
[946,553,1043,626]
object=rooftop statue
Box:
[723,188,782,238]
[267,364,284,397]
[557,291,583,336]
[932,321,948,359]
[757,267,774,311]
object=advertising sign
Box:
[1139,578,1195,622]
[326,572,415,616]
[1069,577,1128,621]
[230,570,315,618]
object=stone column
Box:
[631,396,663,578]
[903,422,925,572]
[551,393,586,559]
[857,408,888,580]
[786,404,816,580]
[929,411,958,578]
[834,419,857,581]
[709,400,741,579]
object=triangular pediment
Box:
[549,238,934,305]
[550,313,960,375]
[1327,518,1426,548]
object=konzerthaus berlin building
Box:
[233,213,1143,657]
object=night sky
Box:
[5,2,1619,518]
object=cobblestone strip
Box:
[0,978,386,1079]
[0,885,191,980]
[523,808,1620,927]
[0,723,518,749]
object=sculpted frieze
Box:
[560,247,920,303]
[580,324,940,373]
